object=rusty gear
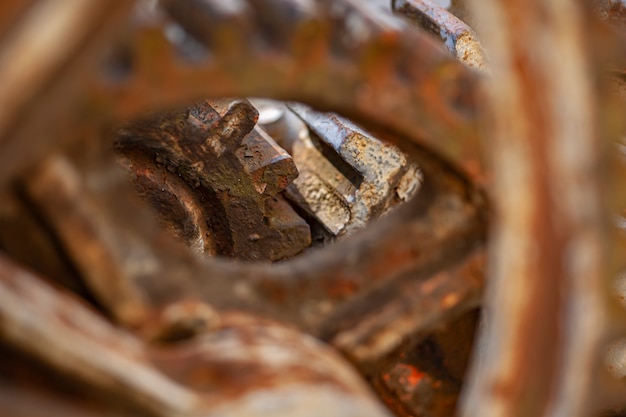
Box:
[116,98,311,261]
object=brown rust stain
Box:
[493,52,564,417]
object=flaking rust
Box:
[115,98,311,261]
[284,103,422,238]
[393,0,487,71]
[0,2,491,417]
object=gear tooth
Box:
[263,194,311,258]
[206,99,258,153]
[285,103,421,237]
[235,126,299,196]
[115,99,310,261]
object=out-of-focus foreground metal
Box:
[0,0,624,417]
[461,1,625,417]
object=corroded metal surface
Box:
[116,99,310,261]
[597,0,626,26]
[0,0,622,417]
[0,0,133,183]
[0,255,391,417]
[375,309,480,417]
[393,0,487,70]
[286,103,421,237]
[0,1,489,416]
[0,0,483,186]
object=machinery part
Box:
[375,308,480,417]
[285,103,421,238]
[393,0,487,70]
[0,255,391,417]
[596,0,626,27]
[0,1,622,417]
[337,248,485,417]
[0,0,134,184]
[250,99,421,243]
[460,1,619,417]
[1,107,486,416]
[0,188,88,296]
[595,0,626,81]
[116,94,418,256]
[0,1,489,415]
[21,154,153,326]
[0,3,489,416]
[116,98,311,261]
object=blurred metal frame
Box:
[0,0,622,416]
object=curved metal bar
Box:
[461,1,613,417]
